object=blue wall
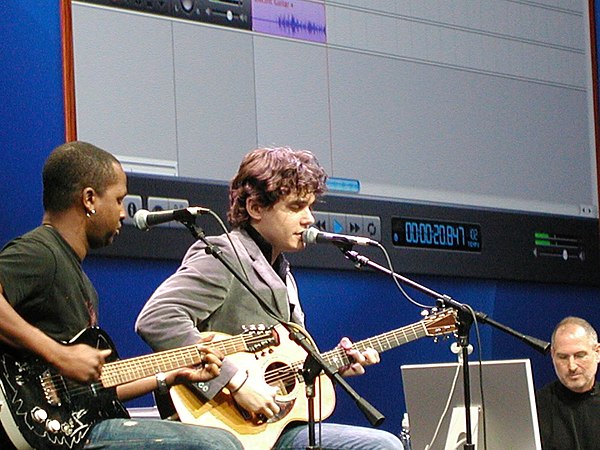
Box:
[2,0,599,436]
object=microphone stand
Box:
[342,249,550,450]
[290,328,385,448]
[180,219,385,449]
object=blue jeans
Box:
[84,418,243,449]
[85,419,401,449]
[274,423,402,450]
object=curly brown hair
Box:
[228,147,328,228]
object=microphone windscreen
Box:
[302,227,320,244]
[133,209,150,231]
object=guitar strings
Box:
[41,332,274,400]
[261,319,447,387]
[42,317,450,400]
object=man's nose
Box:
[303,208,315,225]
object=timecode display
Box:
[392,217,482,252]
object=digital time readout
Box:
[392,217,482,252]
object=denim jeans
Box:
[84,418,243,449]
[85,419,401,449]
[274,423,402,450]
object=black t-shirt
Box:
[0,225,98,342]
[0,226,126,449]
[536,379,600,450]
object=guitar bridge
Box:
[40,370,61,406]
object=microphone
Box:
[302,226,378,247]
[133,207,210,231]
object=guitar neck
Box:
[100,334,254,388]
[322,321,429,369]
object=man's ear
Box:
[246,197,262,221]
[82,187,96,214]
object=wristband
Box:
[155,372,169,394]
[230,370,249,394]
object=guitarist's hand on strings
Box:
[0,288,111,384]
[171,346,224,384]
[228,369,281,422]
[337,337,380,377]
[50,343,112,383]
[166,334,224,386]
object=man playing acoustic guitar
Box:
[135,147,401,449]
[0,141,243,450]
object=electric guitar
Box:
[170,309,457,450]
[0,325,277,450]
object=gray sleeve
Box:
[135,238,244,399]
[135,239,234,352]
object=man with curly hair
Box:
[136,147,401,449]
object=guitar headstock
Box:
[241,324,280,353]
[422,309,457,337]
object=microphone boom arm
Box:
[342,249,550,355]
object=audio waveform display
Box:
[252,0,326,43]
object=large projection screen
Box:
[71,0,599,219]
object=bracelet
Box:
[155,372,169,395]
[229,370,249,394]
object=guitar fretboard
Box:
[322,321,430,369]
[100,334,261,387]
[263,312,455,387]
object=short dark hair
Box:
[228,147,328,228]
[43,141,121,212]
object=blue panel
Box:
[0,1,66,242]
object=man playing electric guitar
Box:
[136,147,402,449]
[0,141,243,450]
